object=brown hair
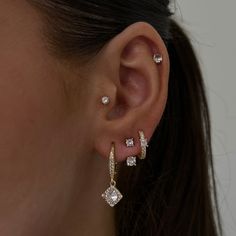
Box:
[28,1,222,235]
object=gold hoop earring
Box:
[102,143,123,207]
[138,130,148,159]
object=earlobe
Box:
[93,22,169,163]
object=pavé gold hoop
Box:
[102,143,123,207]
[138,130,148,160]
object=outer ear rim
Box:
[92,21,170,162]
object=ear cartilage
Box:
[101,96,110,105]
[153,53,163,64]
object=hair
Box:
[28,0,222,235]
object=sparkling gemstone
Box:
[125,138,134,147]
[110,191,118,201]
[153,54,163,64]
[126,156,137,166]
[101,96,110,105]
[102,186,123,207]
[140,138,148,147]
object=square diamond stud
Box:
[125,138,135,147]
[126,156,137,166]
[102,185,123,207]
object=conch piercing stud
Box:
[153,53,163,64]
[101,96,110,105]
[138,130,148,160]
[102,143,123,207]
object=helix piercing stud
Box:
[153,53,163,64]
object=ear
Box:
[92,22,169,162]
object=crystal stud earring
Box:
[153,53,163,64]
[125,138,135,147]
[138,130,148,159]
[102,143,123,207]
[126,156,137,166]
[101,96,110,105]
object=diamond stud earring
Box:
[102,143,123,207]
[153,53,163,64]
[138,130,148,159]
[125,138,135,147]
[126,156,137,166]
[101,96,110,105]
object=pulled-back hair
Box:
[28,1,222,235]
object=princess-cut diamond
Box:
[127,156,136,166]
[125,138,134,147]
[102,186,123,207]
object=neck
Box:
[55,153,116,236]
[0,152,115,236]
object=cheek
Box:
[0,2,68,164]
[0,2,85,228]
[0,35,68,208]
[0,54,66,153]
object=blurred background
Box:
[174,1,236,235]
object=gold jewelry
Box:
[138,130,148,159]
[102,143,123,207]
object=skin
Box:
[0,1,169,235]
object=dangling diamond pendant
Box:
[102,143,123,207]
[102,182,123,207]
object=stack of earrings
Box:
[101,52,162,207]
[102,130,149,207]
[125,130,148,166]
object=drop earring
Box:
[138,130,148,159]
[153,53,163,64]
[102,143,123,207]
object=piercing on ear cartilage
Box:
[138,130,148,160]
[101,143,123,207]
[125,138,135,147]
[101,96,110,105]
[153,53,163,64]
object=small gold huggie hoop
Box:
[138,131,149,160]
